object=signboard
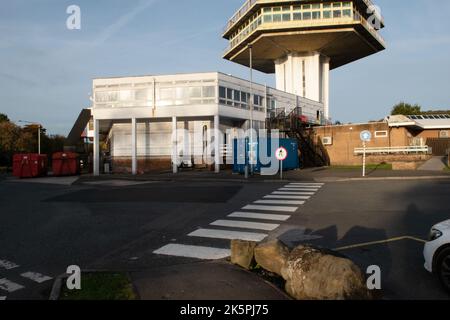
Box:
[275,147,288,161]
[360,130,372,142]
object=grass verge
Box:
[60,272,137,300]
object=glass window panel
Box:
[282,6,290,11]
[312,4,320,9]
[263,15,273,23]
[333,10,342,18]
[303,12,312,20]
[219,86,226,98]
[202,86,215,98]
[273,14,282,22]
[282,13,291,21]
[293,12,302,20]
[333,2,342,7]
[293,5,301,11]
[323,3,331,8]
[343,2,352,7]
[234,90,241,101]
[119,90,133,101]
[263,7,271,13]
[135,89,148,101]
[189,87,202,98]
[323,10,332,18]
[343,9,352,17]
[312,11,321,19]
[226,88,233,100]
[273,7,281,12]
[302,4,311,9]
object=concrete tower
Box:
[223,0,385,120]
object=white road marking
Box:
[264,195,310,200]
[279,188,319,192]
[0,260,19,270]
[255,200,305,205]
[288,183,324,186]
[210,219,280,231]
[0,296,6,300]
[189,228,267,242]
[228,211,291,221]
[273,191,315,195]
[20,272,53,284]
[283,186,320,190]
[243,205,298,212]
[153,244,230,260]
[0,278,25,293]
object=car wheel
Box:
[436,247,450,292]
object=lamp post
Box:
[18,120,42,154]
[248,43,254,174]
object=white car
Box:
[424,219,450,292]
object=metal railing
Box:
[223,0,384,35]
[354,146,431,155]
[224,8,385,54]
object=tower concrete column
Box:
[93,118,100,176]
[214,115,220,173]
[322,56,330,121]
[131,117,137,175]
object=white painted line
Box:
[20,272,53,284]
[210,220,280,231]
[283,186,320,190]
[0,260,19,270]
[153,244,230,260]
[228,211,291,221]
[288,183,324,186]
[264,195,310,200]
[273,191,315,195]
[255,200,305,205]
[279,188,319,192]
[188,228,267,242]
[243,205,298,212]
[0,296,6,300]
[0,278,25,293]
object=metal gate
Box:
[426,138,450,156]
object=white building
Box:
[91,72,324,175]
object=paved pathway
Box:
[418,156,447,171]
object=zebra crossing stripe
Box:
[288,183,324,186]
[243,205,298,212]
[273,191,315,195]
[188,228,267,242]
[0,278,25,293]
[20,272,53,284]
[210,219,280,231]
[0,260,19,270]
[279,188,319,192]
[153,244,230,260]
[264,195,310,200]
[255,200,305,205]
[228,211,291,221]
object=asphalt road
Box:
[0,176,449,300]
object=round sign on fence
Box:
[275,147,288,161]
[360,130,372,142]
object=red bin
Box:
[13,154,48,179]
[52,152,80,176]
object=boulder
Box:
[230,240,257,270]
[254,240,290,276]
[281,245,371,300]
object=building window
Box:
[375,131,388,138]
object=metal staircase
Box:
[267,107,329,168]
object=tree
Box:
[0,113,9,123]
[391,102,422,116]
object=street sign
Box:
[360,130,372,142]
[275,147,288,161]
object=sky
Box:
[1,0,450,135]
